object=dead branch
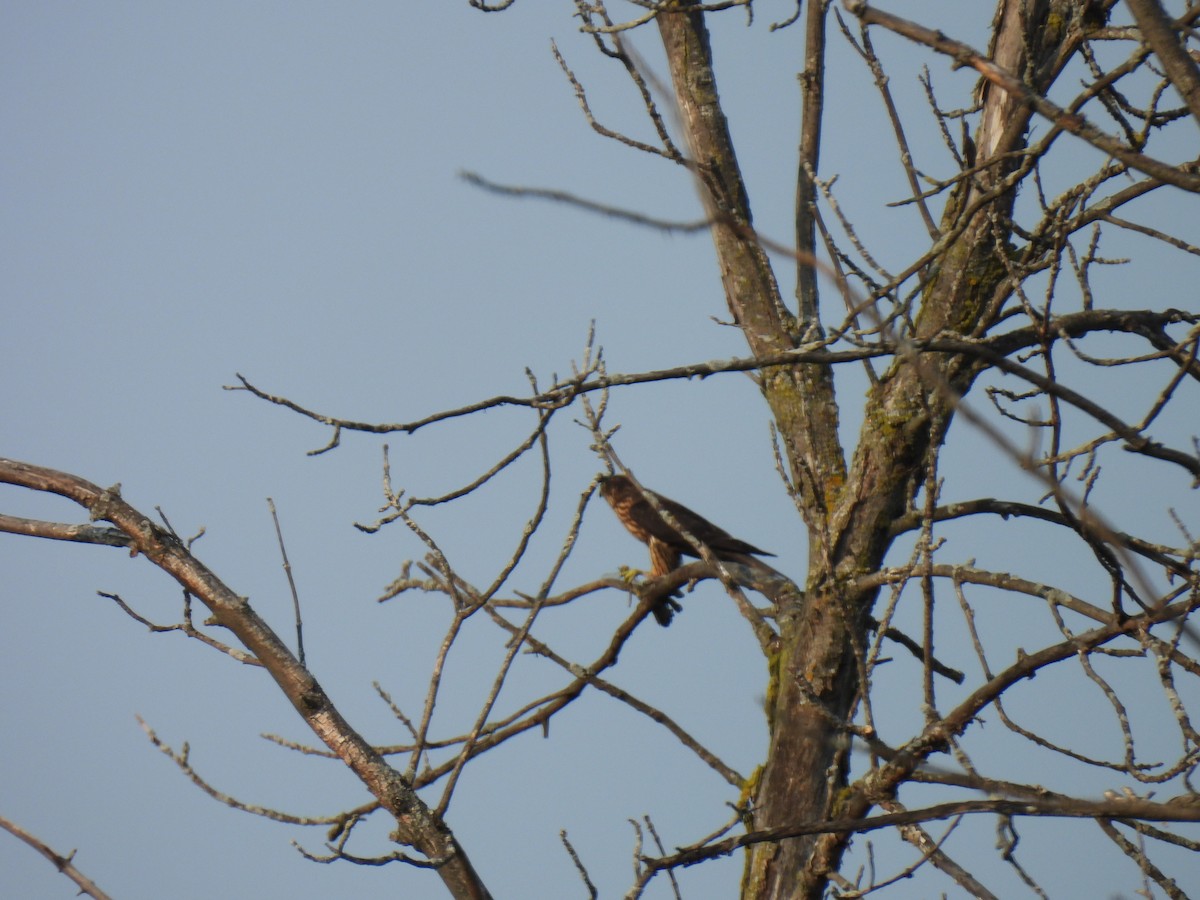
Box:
[0,457,493,900]
[0,815,113,900]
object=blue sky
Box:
[3,3,1198,898]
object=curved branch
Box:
[0,458,493,900]
[986,308,1199,365]
[137,714,340,825]
[646,793,1200,872]
[887,497,1194,577]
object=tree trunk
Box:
[660,1,1090,896]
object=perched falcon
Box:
[597,474,776,626]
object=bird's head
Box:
[597,473,633,503]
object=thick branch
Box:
[1123,0,1200,126]
[0,458,492,900]
[0,513,132,547]
[649,794,1200,871]
[845,1,1200,192]
[656,1,848,540]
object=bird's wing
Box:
[645,491,775,559]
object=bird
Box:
[597,474,776,626]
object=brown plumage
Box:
[598,474,775,626]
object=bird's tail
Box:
[652,595,684,627]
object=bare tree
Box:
[3,1,1200,898]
